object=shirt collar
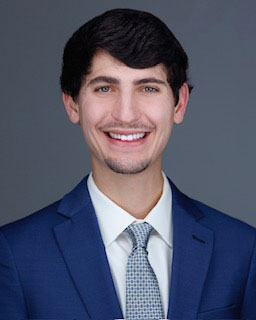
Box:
[87,171,172,248]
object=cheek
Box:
[79,101,104,131]
[147,102,174,128]
[148,103,174,146]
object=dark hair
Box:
[60,8,193,105]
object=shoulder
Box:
[190,197,256,252]
[169,177,256,239]
[169,175,256,255]
[0,200,65,248]
[0,175,89,249]
[192,197,255,231]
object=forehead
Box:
[86,51,168,82]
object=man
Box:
[0,8,255,320]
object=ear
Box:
[173,83,189,124]
[62,93,80,124]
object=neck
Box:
[92,161,164,219]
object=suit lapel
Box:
[167,180,214,319]
[53,176,123,320]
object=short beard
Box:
[104,157,151,174]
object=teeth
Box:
[109,132,146,141]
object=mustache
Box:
[99,121,155,131]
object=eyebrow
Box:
[133,78,167,86]
[87,76,118,86]
[86,76,167,87]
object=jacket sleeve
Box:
[240,233,256,319]
[0,229,28,319]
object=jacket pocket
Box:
[197,304,239,319]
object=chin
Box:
[104,157,151,175]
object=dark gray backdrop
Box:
[1,0,255,227]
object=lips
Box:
[104,131,150,146]
[108,132,146,141]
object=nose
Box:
[111,90,141,124]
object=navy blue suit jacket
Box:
[0,176,256,319]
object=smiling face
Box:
[63,51,189,175]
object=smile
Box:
[108,132,146,141]
[103,131,150,146]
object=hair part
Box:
[60,8,193,105]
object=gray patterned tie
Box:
[125,222,165,320]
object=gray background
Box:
[1,0,255,227]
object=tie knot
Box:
[125,222,153,249]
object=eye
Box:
[143,86,158,93]
[96,86,112,93]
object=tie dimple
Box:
[125,222,164,320]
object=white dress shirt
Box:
[87,171,173,318]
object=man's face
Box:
[63,51,188,175]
